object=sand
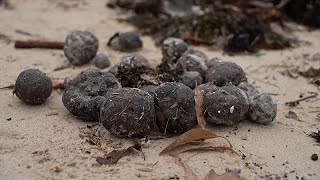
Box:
[0,0,319,179]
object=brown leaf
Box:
[285,111,300,121]
[96,143,143,165]
[172,155,197,180]
[194,86,206,130]
[180,145,238,155]
[206,169,241,180]
[0,84,14,90]
[155,107,166,126]
[160,128,232,155]
[52,80,65,89]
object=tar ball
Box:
[206,57,222,69]
[176,54,208,77]
[108,63,119,76]
[161,37,188,63]
[248,93,277,125]
[64,31,99,65]
[178,71,203,89]
[141,85,157,97]
[117,54,151,87]
[198,83,249,125]
[62,69,121,121]
[206,61,247,86]
[154,82,197,134]
[93,53,110,69]
[108,54,150,78]
[183,49,209,62]
[100,88,155,137]
[237,82,259,98]
[14,69,52,105]
[107,31,142,52]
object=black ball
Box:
[154,82,197,134]
[62,69,121,121]
[100,88,154,137]
[14,69,52,105]
[198,83,249,125]
[64,31,99,65]
[206,61,247,86]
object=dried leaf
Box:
[172,155,197,180]
[160,128,232,155]
[155,107,166,125]
[179,145,238,155]
[285,111,301,121]
[0,84,14,89]
[194,86,206,130]
[96,143,143,165]
[206,169,241,180]
[52,80,65,89]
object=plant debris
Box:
[205,169,241,180]
[309,130,320,144]
[52,80,65,89]
[285,111,300,121]
[96,143,144,165]
[285,92,318,107]
[194,86,206,130]
[172,155,197,180]
[160,128,233,155]
[0,84,14,90]
[109,0,299,53]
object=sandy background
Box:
[0,0,320,179]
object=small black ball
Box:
[93,53,110,69]
[14,69,52,105]
[206,61,247,86]
[161,37,188,63]
[108,31,143,52]
[64,31,99,65]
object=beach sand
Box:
[0,0,319,179]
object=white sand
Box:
[0,0,319,179]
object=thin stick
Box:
[286,92,318,107]
[15,40,64,49]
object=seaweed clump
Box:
[108,0,298,53]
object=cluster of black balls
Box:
[13,33,277,138]
[60,37,277,138]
